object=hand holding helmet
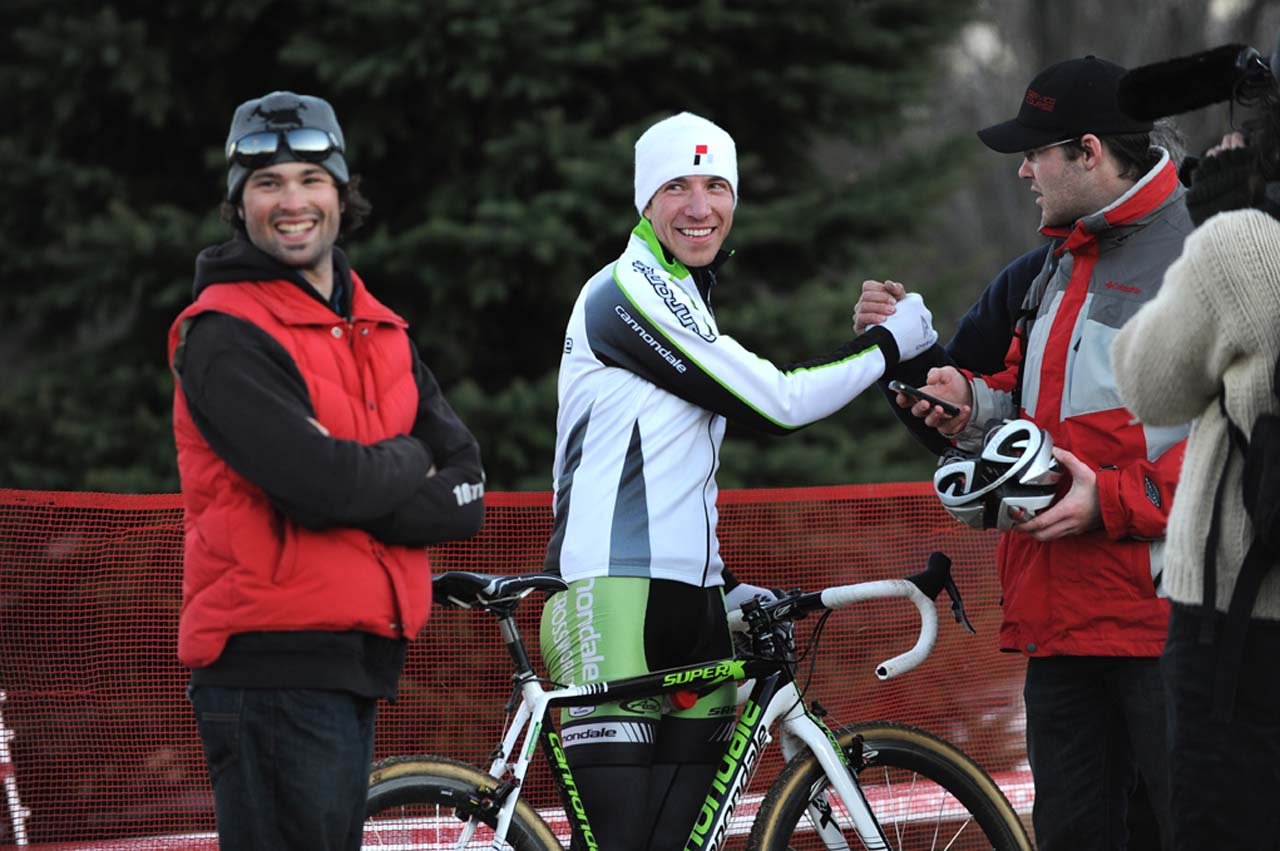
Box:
[1013,446,1103,541]
[933,418,1063,530]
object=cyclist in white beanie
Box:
[540,110,938,850]
[633,111,739,217]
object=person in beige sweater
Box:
[1112,203,1280,849]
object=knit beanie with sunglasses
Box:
[225,91,349,201]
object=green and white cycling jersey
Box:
[544,218,908,587]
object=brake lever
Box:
[943,573,977,635]
[907,551,976,635]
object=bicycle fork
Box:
[684,674,891,851]
[773,687,891,851]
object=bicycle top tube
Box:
[532,655,789,709]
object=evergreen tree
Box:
[0,0,975,492]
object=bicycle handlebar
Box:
[819,579,937,680]
[726,551,968,681]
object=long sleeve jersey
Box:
[544,219,905,587]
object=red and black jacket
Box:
[169,238,483,697]
[972,155,1193,658]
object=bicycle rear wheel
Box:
[749,722,1030,850]
[364,754,561,850]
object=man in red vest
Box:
[168,91,485,850]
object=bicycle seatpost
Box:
[494,612,539,681]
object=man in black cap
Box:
[857,57,1193,850]
[167,91,487,849]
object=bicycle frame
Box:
[472,644,887,851]
[433,565,956,850]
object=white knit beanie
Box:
[633,112,739,216]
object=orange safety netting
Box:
[0,484,1029,848]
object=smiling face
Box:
[643,174,735,268]
[239,161,342,292]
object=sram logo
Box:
[687,700,768,849]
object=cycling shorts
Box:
[538,575,737,729]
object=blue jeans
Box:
[1024,655,1170,851]
[189,685,377,851]
[1163,603,1280,851]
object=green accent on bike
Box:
[814,714,851,767]
[524,721,541,761]
[687,699,767,848]
[662,659,746,689]
[547,731,599,850]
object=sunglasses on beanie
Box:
[225,128,343,169]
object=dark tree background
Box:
[932,0,1280,284]
[2,0,1275,494]
[0,0,979,493]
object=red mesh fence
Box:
[0,484,1029,848]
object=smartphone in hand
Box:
[887,379,961,417]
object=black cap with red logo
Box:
[978,55,1154,154]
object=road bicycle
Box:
[363,552,1031,850]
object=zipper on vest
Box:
[370,540,405,634]
[348,320,379,414]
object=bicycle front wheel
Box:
[749,722,1030,851]
[364,754,562,850]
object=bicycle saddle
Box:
[433,571,568,609]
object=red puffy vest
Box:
[168,275,431,668]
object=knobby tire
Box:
[749,721,1031,851]
[364,754,562,850]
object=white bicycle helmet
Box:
[933,419,1062,530]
